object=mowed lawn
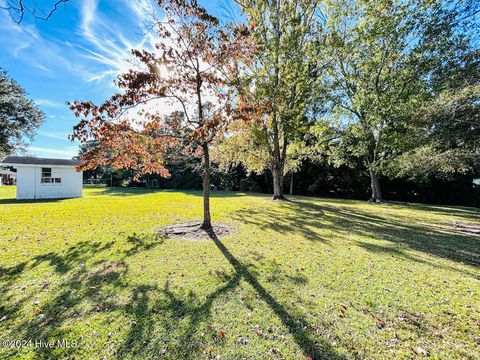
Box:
[0,187,479,359]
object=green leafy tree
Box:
[223,0,325,199]
[323,0,477,202]
[0,69,44,156]
[389,19,480,182]
[390,85,480,182]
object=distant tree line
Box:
[82,155,480,207]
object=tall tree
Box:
[389,3,480,183]
[323,0,476,202]
[0,69,44,156]
[222,0,324,200]
[69,0,247,230]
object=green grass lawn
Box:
[0,186,479,359]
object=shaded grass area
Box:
[0,187,479,359]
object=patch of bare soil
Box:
[159,221,234,241]
[452,222,480,236]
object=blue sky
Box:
[0,0,233,158]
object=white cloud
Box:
[35,99,66,109]
[1,0,160,86]
[28,146,79,158]
[37,131,70,140]
[77,0,160,84]
[0,15,97,81]
[127,0,156,21]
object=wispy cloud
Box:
[28,146,79,157]
[77,0,159,84]
[1,0,159,87]
[35,99,67,109]
[127,0,156,21]
[0,15,97,81]
[37,131,70,140]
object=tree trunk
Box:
[289,172,293,195]
[202,143,212,230]
[368,168,383,203]
[272,165,285,200]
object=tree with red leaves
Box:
[69,0,250,230]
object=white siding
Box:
[15,165,83,200]
[16,167,36,199]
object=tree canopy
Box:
[0,69,44,156]
[70,0,249,229]
[219,0,325,199]
[321,0,479,202]
[68,0,479,205]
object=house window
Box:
[42,168,51,178]
[40,168,61,184]
[41,168,52,183]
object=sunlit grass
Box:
[0,186,479,359]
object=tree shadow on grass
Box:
[207,232,340,359]
[229,204,331,244]
[117,274,244,359]
[0,233,167,359]
[111,229,341,359]
[1,230,338,359]
[230,199,479,274]
[93,187,161,197]
[115,230,341,359]
[319,204,479,270]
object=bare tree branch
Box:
[1,0,68,24]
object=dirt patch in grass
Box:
[159,221,234,241]
[452,222,480,236]
[429,221,480,237]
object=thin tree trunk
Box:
[270,0,285,201]
[272,165,285,200]
[202,143,212,230]
[368,168,383,203]
[194,61,212,230]
[289,172,293,195]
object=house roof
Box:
[1,156,80,167]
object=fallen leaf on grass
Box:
[33,306,42,316]
[339,304,348,316]
[412,346,429,356]
[39,317,54,327]
[253,325,262,336]
[374,316,386,328]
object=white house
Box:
[0,156,83,200]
